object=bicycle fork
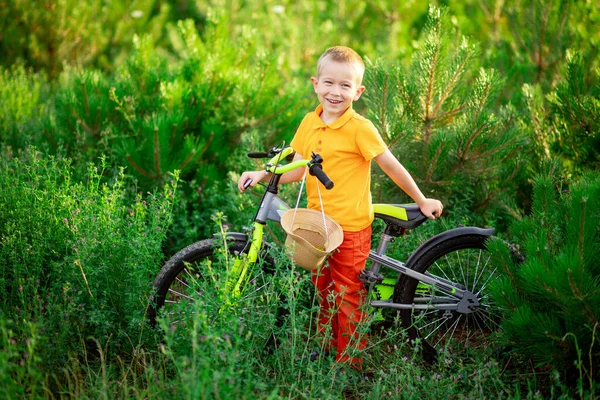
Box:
[223,222,264,301]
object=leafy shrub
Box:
[488,166,599,393]
[0,64,47,148]
[0,146,175,368]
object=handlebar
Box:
[246,147,334,190]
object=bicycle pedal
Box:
[358,270,384,285]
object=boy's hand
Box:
[417,198,443,220]
[237,170,267,192]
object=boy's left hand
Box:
[418,198,443,220]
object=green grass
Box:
[0,146,595,399]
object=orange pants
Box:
[311,226,371,367]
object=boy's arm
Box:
[374,150,443,219]
[237,152,306,192]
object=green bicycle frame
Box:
[225,147,305,299]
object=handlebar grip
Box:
[309,164,334,190]
[247,152,269,158]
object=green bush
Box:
[364,6,527,226]
[0,0,170,78]
[488,166,599,393]
[0,146,175,368]
[522,52,600,176]
[0,64,47,148]
[29,15,308,192]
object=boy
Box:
[238,46,443,368]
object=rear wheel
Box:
[147,236,282,345]
[394,234,499,361]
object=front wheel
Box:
[394,233,498,361]
[147,235,281,343]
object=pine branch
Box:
[535,246,551,274]
[169,123,177,148]
[424,42,440,139]
[457,123,488,165]
[473,75,493,123]
[465,134,520,163]
[153,126,161,176]
[243,63,268,120]
[241,100,293,134]
[414,176,453,186]
[432,46,469,117]
[501,290,517,311]
[568,269,598,326]
[548,1,570,64]
[535,1,551,82]
[464,165,499,176]
[175,149,197,171]
[126,154,157,178]
[396,78,416,124]
[71,109,95,137]
[198,131,214,157]
[433,105,466,126]
[195,72,217,126]
[82,81,90,117]
[425,139,446,183]
[508,7,535,64]
[578,197,586,265]
[387,129,406,149]
[379,71,390,141]
[94,107,101,134]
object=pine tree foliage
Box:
[363,6,527,220]
[521,52,600,175]
[548,52,600,172]
[33,15,307,189]
[487,168,600,382]
[505,0,573,86]
[0,0,170,78]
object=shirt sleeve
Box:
[356,119,388,161]
[290,113,311,156]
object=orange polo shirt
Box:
[290,104,388,231]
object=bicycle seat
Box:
[373,203,428,230]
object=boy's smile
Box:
[311,61,365,125]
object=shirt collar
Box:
[311,104,355,130]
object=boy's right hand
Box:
[237,170,267,192]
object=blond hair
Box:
[316,46,365,84]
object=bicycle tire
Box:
[394,233,497,362]
[147,236,282,345]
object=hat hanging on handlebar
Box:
[281,208,343,271]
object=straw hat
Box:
[280,208,344,270]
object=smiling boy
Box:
[238,46,443,369]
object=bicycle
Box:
[147,146,499,362]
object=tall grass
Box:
[0,146,594,398]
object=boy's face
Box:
[311,61,365,123]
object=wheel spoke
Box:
[396,236,501,360]
[432,314,462,347]
[472,252,491,291]
[433,259,454,283]
[150,239,282,344]
[475,266,497,296]
[457,250,468,289]
[168,288,195,301]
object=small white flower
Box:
[271,5,285,14]
[131,10,144,19]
